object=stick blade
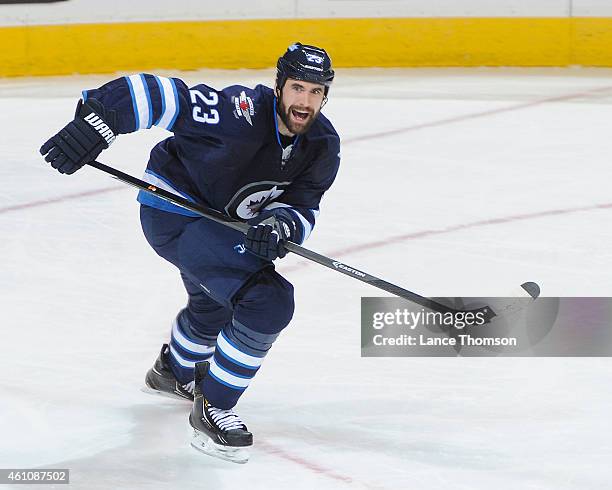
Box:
[520,281,541,299]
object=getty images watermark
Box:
[361,297,612,356]
[370,307,515,348]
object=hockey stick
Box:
[86,160,540,322]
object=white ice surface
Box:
[1,67,611,489]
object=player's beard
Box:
[277,99,320,135]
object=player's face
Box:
[277,79,326,135]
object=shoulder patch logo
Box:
[232,91,255,126]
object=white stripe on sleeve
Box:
[127,74,151,130]
[155,76,178,130]
[292,209,313,241]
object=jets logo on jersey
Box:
[225,181,291,220]
[232,91,255,126]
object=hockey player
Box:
[39,42,340,463]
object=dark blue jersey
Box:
[82,74,341,244]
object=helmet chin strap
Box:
[275,86,282,116]
[274,88,293,137]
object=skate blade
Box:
[190,429,250,464]
[140,385,192,402]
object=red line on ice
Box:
[281,201,612,273]
[0,186,124,214]
[256,440,356,485]
[257,440,387,489]
[343,84,612,144]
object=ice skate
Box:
[143,344,194,401]
[189,361,253,464]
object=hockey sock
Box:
[168,309,216,384]
[201,318,279,409]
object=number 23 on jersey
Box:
[190,89,220,125]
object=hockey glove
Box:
[39,98,117,175]
[245,208,298,261]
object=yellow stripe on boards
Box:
[573,18,612,66]
[1,17,612,77]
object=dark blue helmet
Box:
[276,42,335,95]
